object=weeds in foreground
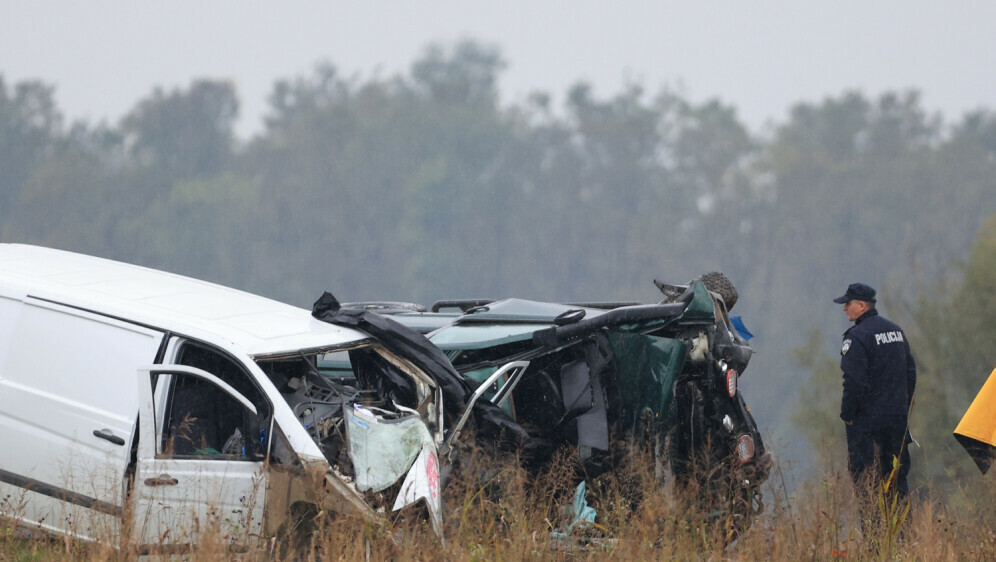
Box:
[2,447,994,561]
[872,457,913,558]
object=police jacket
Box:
[840,308,916,425]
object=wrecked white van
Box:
[0,244,455,550]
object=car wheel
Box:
[697,271,738,311]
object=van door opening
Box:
[133,363,271,551]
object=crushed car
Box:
[343,273,772,533]
[0,244,509,549]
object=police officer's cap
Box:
[833,283,877,304]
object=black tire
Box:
[697,271,738,311]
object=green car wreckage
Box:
[314,273,771,536]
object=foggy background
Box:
[2,2,995,495]
[4,2,995,138]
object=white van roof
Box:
[0,244,367,355]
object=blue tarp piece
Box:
[730,315,754,340]
[551,480,597,540]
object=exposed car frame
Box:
[342,275,772,534]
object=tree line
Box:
[2,40,995,494]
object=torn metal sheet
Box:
[255,326,449,535]
[345,404,434,492]
[312,291,530,448]
[393,445,442,535]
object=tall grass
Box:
[2,447,994,561]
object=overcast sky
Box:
[2,1,995,139]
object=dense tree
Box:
[410,40,505,107]
[908,215,996,491]
[0,78,62,226]
[120,80,238,189]
[5,140,114,251]
[733,92,996,433]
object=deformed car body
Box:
[0,244,479,549]
[367,278,771,530]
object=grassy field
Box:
[2,448,994,561]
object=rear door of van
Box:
[0,297,163,541]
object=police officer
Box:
[834,283,916,497]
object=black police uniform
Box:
[840,308,916,496]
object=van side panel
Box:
[0,299,163,540]
[0,295,22,374]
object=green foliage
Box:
[937,215,996,374]
[791,329,846,461]
[116,172,267,290]
[121,80,238,185]
[2,145,112,250]
[411,40,505,107]
[0,77,62,223]
[905,214,996,498]
[873,457,912,559]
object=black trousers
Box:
[845,418,911,497]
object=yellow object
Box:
[954,368,996,474]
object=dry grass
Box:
[2,448,994,561]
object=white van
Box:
[0,244,448,550]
